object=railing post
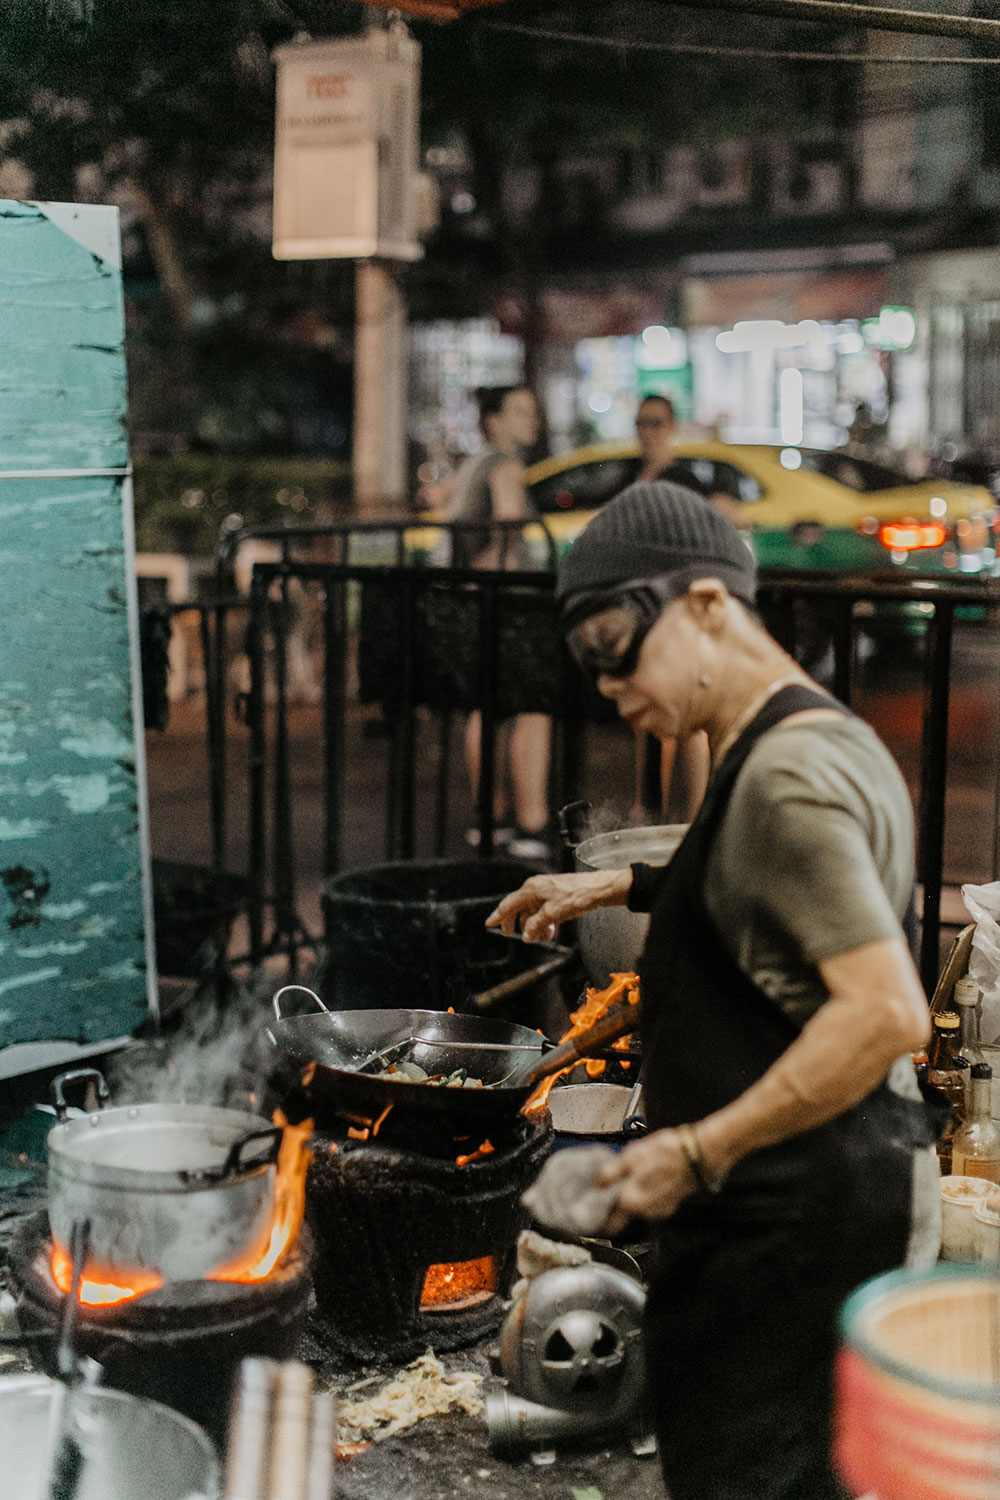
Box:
[831,596,855,706]
[395,570,419,860]
[918,598,954,995]
[322,574,347,884]
[246,572,269,967]
[271,571,299,972]
[477,578,500,858]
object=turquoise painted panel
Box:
[0,201,128,472]
[0,202,148,1055]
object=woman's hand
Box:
[596,1128,699,1236]
[486,868,633,942]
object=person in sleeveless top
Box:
[487,482,940,1500]
[445,386,552,858]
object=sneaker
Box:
[464,824,515,849]
[507,825,554,861]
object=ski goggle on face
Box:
[564,577,685,681]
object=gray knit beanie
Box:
[556,480,757,610]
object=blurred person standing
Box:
[446,386,552,860]
[627,394,711,821]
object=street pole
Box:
[353,259,408,517]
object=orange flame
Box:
[209,1111,313,1283]
[527,972,640,1112]
[51,1111,314,1305]
[455,1139,495,1166]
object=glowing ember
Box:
[50,1244,164,1306]
[50,1110,314,1304]
[527,972,640,1112]
[455,1139,495,1166]
[420,1255,497,1310]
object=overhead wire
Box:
[487,20,1000,67]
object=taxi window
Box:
[670,458,763,502]
[799,450,919,493]
[529,457,638,514]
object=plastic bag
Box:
[960,881,1000,1044]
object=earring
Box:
[698,673,711,688]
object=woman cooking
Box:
[486,481,941,1500]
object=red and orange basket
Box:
[835,1266,1000,1500]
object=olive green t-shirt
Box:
[704,714,915,1031]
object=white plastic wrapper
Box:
[960,881,1000,1044]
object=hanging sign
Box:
[272,31,423,262]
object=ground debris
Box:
[337,1349,483,1442]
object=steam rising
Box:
[107,972,279,1113]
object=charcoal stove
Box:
[304,1111,553,1364]
[7,1212,313,1443]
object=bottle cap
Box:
[971,1062,993,1080]
[934,1011,960,1029]
[953,977,980,1006]
[955,1057,972,1072]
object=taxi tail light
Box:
[877,521,948,552]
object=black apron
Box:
[637,685,936,1500]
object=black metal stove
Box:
[304,1111,553,1364]
[7,1212,313,1442]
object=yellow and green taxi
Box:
[522,441,999,579]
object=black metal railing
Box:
[141,526,1000,997]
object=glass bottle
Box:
[927,1012,967,1173]
[952,976,982,1068]
[951,1063,1000,1183]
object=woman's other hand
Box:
[486,868,633,942]
[596,1128,699,1235]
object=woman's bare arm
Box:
[599,937,930,1230]
[486,868,634,942]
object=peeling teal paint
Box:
[0,202,149,1057]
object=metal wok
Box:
[265,987,637,1133]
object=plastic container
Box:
[939,1175,996,1262]
[976,1043,1000,1119]
[835,1265,1000,1500]
[973,1195,1000,1263]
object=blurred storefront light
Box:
[638,325,688,369]
[779,368,804,446]
[715,319,831,355]
[861,306,917,352]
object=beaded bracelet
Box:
[676,1122,727,1195]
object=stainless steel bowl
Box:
[0,1375,219,1499]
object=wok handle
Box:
[525,1002,640,1085]
[469,950,573,1013]
[272,984,329,1021]
[219,1125,284,1180]
[50,1068,111,1122]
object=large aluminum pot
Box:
[574,824,687,987]
[0,1375,219,1499]
[47,1068,282,1283]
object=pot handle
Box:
[272,984,329,1021]
[557,800,592,851]
[219,1125,284,1179]
[50,1068,111,1121]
